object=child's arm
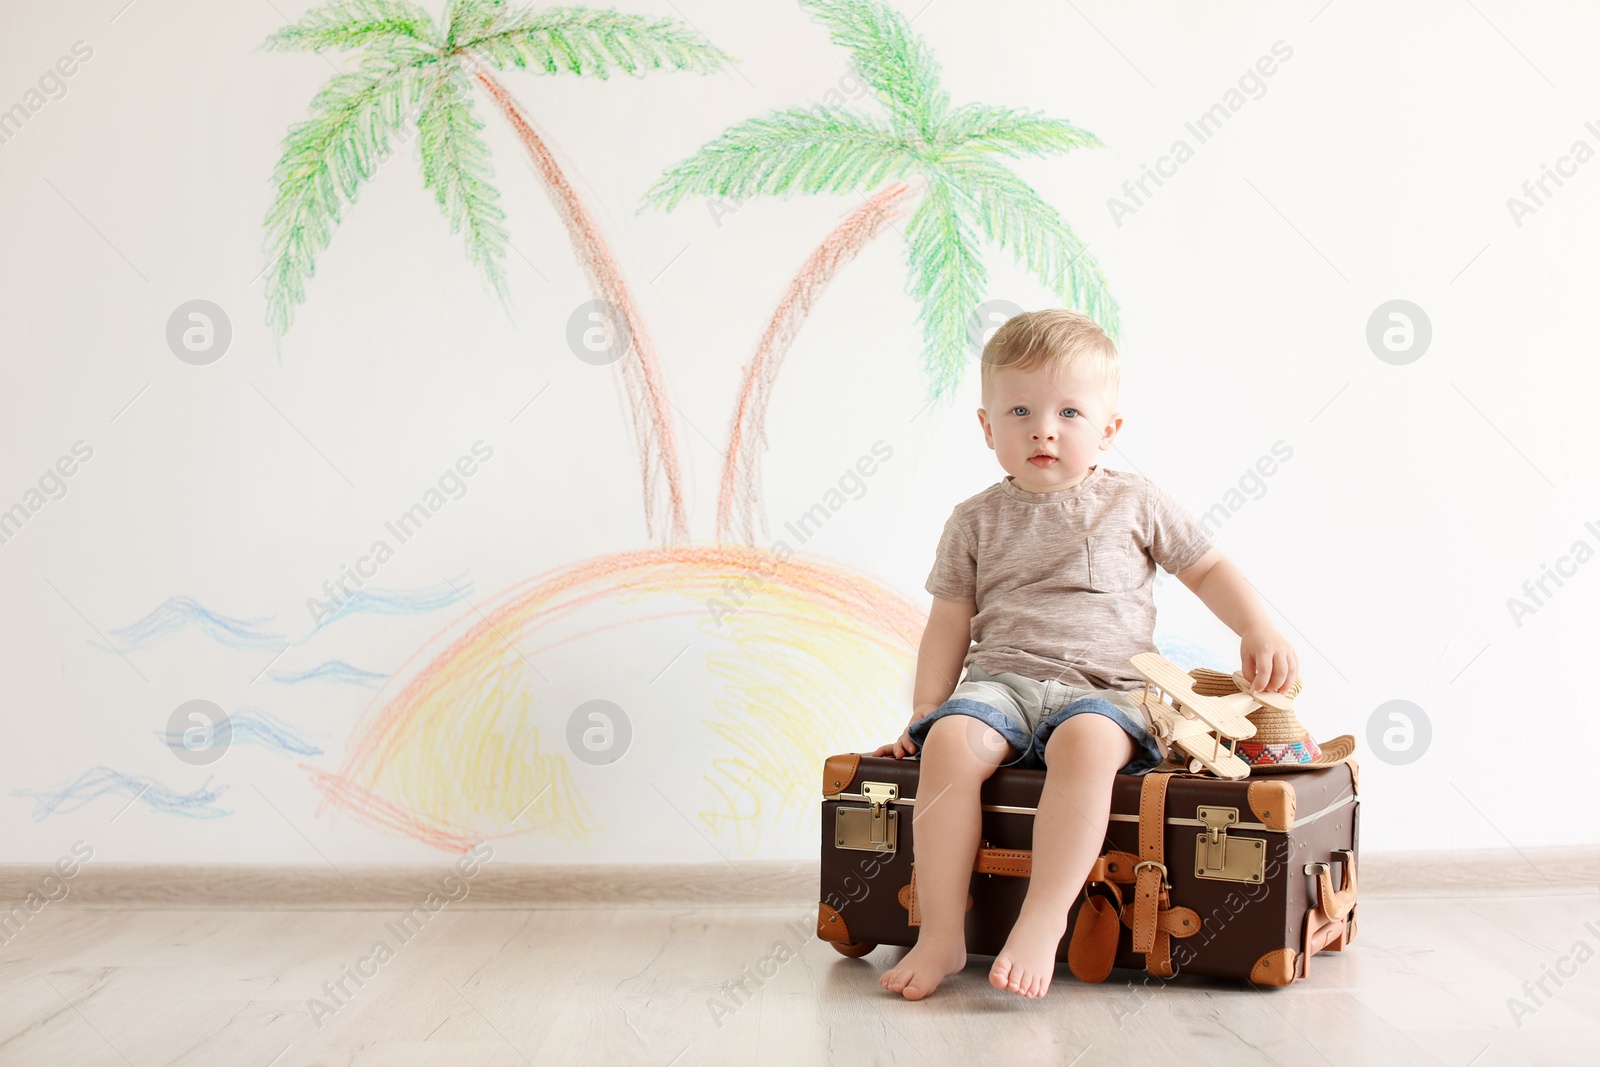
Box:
[1175,547,1299,694]
[870,596,976,758]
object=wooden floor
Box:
[1,892,1595,1066]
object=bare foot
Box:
[989,914,1066,998]
[879,936,967,1000]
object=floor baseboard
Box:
[1,847,1593,909]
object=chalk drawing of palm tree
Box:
[641,0,1118,544]
[261,0,731,544]
[250,0,1124,858]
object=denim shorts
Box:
[906,664,1165,774]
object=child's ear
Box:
[1099,412,1124,450]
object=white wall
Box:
[2,0,1594,866]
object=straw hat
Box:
[1184,668,1355,774]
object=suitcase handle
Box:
[1305,848,1357,922]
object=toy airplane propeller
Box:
[1128,652,1260,779]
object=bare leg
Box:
[990,714,1133,998]
[880,715,1010,1000]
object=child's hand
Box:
[1240,626,1298,693]
[870,724,919,759]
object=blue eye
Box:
[1010,406,1027,416]
[1061,408,1078,418]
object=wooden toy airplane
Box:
[1128,652,1258,779]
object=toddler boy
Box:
[872,309,1299,1000]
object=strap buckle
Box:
[1133,859,1169,888]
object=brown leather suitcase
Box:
[817,752,1359,986]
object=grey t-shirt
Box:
[924,465,1216,691]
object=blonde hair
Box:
[980,308,1118,408]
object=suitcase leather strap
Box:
[971,846,1140,882]
[1121,901,1201,941]
[1131,772,1199,977]
[899,848,1140,924]
[1132,773,1172,958]
[972,846,1033,878]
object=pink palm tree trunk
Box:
[472,68,689,545]
[718,180,922,545]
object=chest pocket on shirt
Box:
[1086,535,1140,593]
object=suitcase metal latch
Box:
[1194,806,1265,884]
[834,781,899,853]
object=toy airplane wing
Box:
[1129,652,1257,740]
[1230,671,1301,711]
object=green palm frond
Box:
[933,102,1103,160]
[262,0,439,53]
[441,0,501,48]
[640,107,921,211]
[453,3,733,78]
[951,160,1119,340]
[416,63,510,305]
[798,0,949,141]
[264,57,426,341]
[905,179,987,403]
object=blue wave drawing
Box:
[266,660,386,688]
[97,595,288,654]
[1155,635,1227,673]
[91,577,474,660]
[13,766,231,821]
[303,574,473,632]
[155,707,325,758]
